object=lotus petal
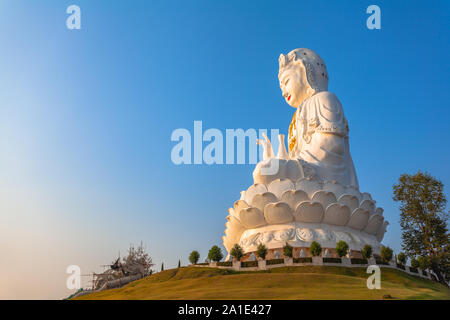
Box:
[295,178,321,197]
[364,214,384,235]
[285,160,303,182]
[344,186,361,202]
[244,184,267,204]
[268,179,294,199]
[223,215,245,251]
[222,235,231,251]
[311,191,337,210]
[361,192,372,201]
[233,200,249,213]
[264,202,293,224]
[239,207,267,228]
[323,203,351,226]
[225,215,244,233]
[338,194,359,213]
[376,221,389,242]
[347,208,370,230]
[251,192,278,212]
[280,190,309,210]
[360,199,376,213]
[323,181,346,199]
[294,201,324,223]
[228,207,240,220]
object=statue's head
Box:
[278,48,328,108]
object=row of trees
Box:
[188,241,395,263]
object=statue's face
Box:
[279,64,309,108]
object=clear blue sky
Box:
[0,0,449,298]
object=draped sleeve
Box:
[298,91,348,141]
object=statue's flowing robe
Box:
[288,91,359,188]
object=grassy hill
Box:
[74,266,450,300]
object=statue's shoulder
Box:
[303,91,344,117]
[308,91,341,108]
[301,91,347,135]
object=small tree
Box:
[380,246,393,263]
[397,252,406,265]
[161,262,164,271]
[283,242,293,258]
[410,257,419,269]
[335,241,349,258]
[230,244,244,261]
[178,260,181,268]
[208,245,223,262]
[256,243,268,260]
[393,171,449,284]
[310,241,322,257]
[417,256,429,270]
[361,244,373,259]
[189,250,200,264]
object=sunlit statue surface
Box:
[280,48,358,188]
[223,48,388,260]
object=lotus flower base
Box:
[222,165,389,256]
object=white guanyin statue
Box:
[222,48,389,259]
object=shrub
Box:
[283,242,293,258]
[294,257,312,264]
[256,243,268,260]
[380,246,393,263]
[230,244,244,261]
[361,244,373,259]
[323,257,342,264]
[241,261,258,268]
[410,257,419,269]
[266,258,284,265]
[310,241,322,257]
[351,258,368,265]
[189,250,200,264]
[335,241,349,258]
[397,252,406,265]
[208,245,223,262]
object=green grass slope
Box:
[75,266,450,300]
